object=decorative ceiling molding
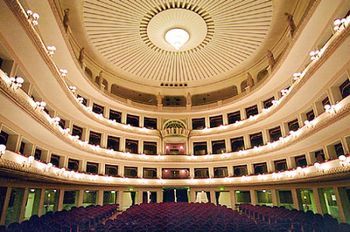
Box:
[83,0,273,85]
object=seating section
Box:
[239,204,350,232]
[96,202,259,232]
[3,204,118,232]
[3,203,350,232]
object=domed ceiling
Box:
[81,0,274,87]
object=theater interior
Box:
[0,0,350,231]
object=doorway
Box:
[163,188,189,202]
[165,143,186,155]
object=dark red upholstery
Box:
[5,204,118,232]
[239,204,350,232]
[96,202,259,232]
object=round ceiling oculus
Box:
[147,9,207,52]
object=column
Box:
[101,133,107,149]
[82,128,89,142]
[230,190,236,210]
[205,117,210,129]
[38,189,46,216]
[98,163,105,175]
[79,160,87,172]
[225,139,231,153]
[78,190,84,207]
[326,89,336,105]
[250,190,257,205]
[157,117,162,130]
[329,86,343,103]
[120,137,126,152]
[157,190,163,203]
[137,166,142,178]
[286,157,296,169]
[312,188,323,214]
[207,140,212,154]
[223,114,228,125]
[119,166,125,178]
[323,145,332,160]
[242,107,247,120]
[210,190,216,205]
[41,150,50,163]
[208,167,214,178]
[157,167,162,179]
[97,190,104,206]
[189,189,196,203]
[6,134,21,153]
[0,187,12,225]
[227,166,233,176]
[333,187,350,223]
[271,189,279,206]
[117,190,123,209]
[261,129,269,145]
[256,102,263,114]
[23,143,34,157]
[19,188,29,222]
[291,188,300,210]
[121,113,127,124]
[247,164,254,175]
[313,102,323,117]
[188,140,193,156]
[138,140,143,154]
[280,123,288,137]
[341,137,349,154]
[243,134,251,149]
[305,152,314,165]
[140,117,144,128]
[57,190,64,211]
[298,113,305,127]
[266,161,274,173]
[61,155,68,169]
[104,106,109,118]
[189,167,195,179]
[137,190,143,204]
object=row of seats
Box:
[239,204,350,232]
[3,204,118,232]
[95,202,260,232]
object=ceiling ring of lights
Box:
[142,6,213,53]
[83,0,273,85]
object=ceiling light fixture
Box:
[165,28,189,50]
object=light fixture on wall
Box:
[0,144,6,157]
[47,46,56,56]
[9,77,24,89]
[59,69,68,77]
[165,28,189,50]
[26,10,39,26]
[35,101,46,110]
[333,16,350,32]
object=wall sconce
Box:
[281,88,289,96]
[50,116,61,126]
[44,162,53,172]
[324,104,336,114]
[0,144,6,158]
[35,101,46,110]
[47,46,56,56]
[23,155,34,167]
[292,72,303,82]
[9,77,24,89]
[69,86,77,93]
[59,69,68,77]
[309,50,320,61]
[26,10,39,26]
[333,17,349,32]
[339,155,350,167]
